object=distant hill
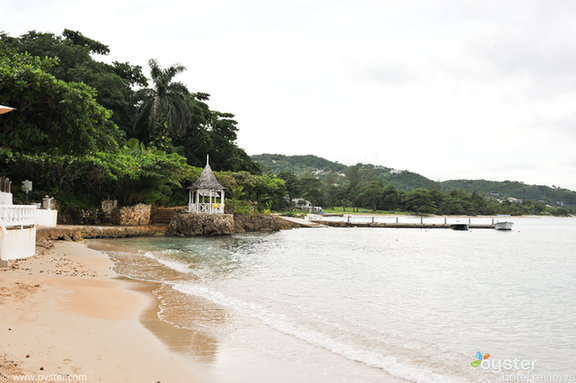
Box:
[440,179,576,208]
[250,154,347,175]
[251,153,576,208]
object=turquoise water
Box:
[95,217,576,383]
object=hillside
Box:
[251,153,576,208]
[250,154,347,175]
[252,154,435,191]
[440,180,576,208]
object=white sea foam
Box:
[172,283,463,383]
[142,251,191,274]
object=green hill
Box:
[251,154,435,191]
[251,153,576,208]
[250,154,347,175]
[440,179,576,208]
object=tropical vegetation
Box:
[0,29,272,222]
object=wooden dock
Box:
[310,220,495,229]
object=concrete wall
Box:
[0,192,12,205]
[0,226,36,261]
[36,209,58,227]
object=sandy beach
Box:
[0,240,204,383]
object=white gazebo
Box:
[188,157,225,214]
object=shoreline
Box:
[0,240,205,383]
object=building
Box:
[188,157,225,214]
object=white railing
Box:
[188,203,224,214]
[0,205,37,227]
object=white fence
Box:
[189,203,225,214]
[0,205,37,227]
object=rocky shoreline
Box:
[37,214,302,245]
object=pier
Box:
[310,215,496,229]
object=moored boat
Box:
[450,221,469,231]
[495,221,514,231]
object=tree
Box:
[403,188,437,214]
[1,30,148,130]
[0,50,121,154]
[132,59,191,143]
[358,177,386,211]
[381,186,401,210]
[278,171,302,201]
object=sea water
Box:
[93,217,576,383]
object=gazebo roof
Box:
[188,161,225,190]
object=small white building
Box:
[188,158,225,214]
[292,198,323,213]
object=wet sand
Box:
[0,241,204,383]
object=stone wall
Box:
[167,213,235,236]
[101,200,118,222]
[112,204,151,226]
[36,225,167,244]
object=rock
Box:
[167,214,235,236]
[233,215,300,232]
[167,213,300,236]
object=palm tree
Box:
[132,59,191,142]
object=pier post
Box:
[372,216,374,223]
[420,216,423,224]
[396,217,398,223]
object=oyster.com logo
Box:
[471,351,490,367]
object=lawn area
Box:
[320,207,414,215]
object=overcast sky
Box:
[3,0,576,190]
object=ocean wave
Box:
[172,282,465,383]
[142,251,192,274]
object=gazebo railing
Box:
[189,203,224,214]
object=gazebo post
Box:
[209,190,213,213]
[220,189,224,213]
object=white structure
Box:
[0,191,13,205]
[36,195,57,227]
[188,157,225,214]
[292,198,323,213]
[0,203,37,261]
[36,209,58,227]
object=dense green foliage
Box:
[0,51,121,154]
[0,29,270,222]
[1,29,259,172]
